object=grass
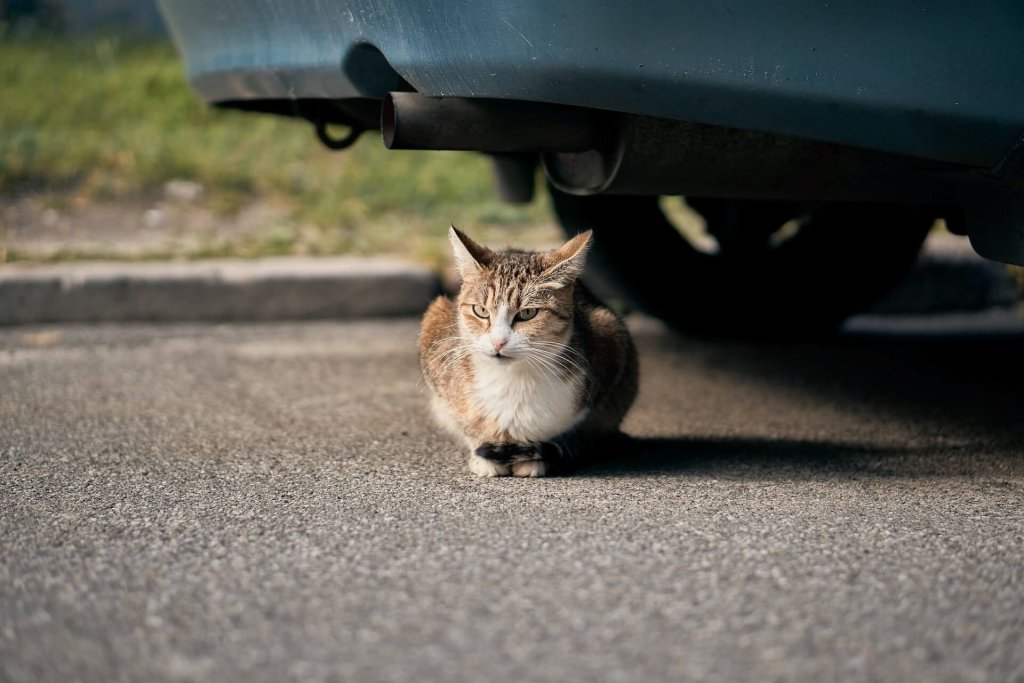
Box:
[0,36,556,266]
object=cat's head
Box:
[449,226,591,362]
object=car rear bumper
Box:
[158,0,1024,168]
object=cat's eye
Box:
[515,308,539,322]
[471,304,489,319]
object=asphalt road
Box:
[2,315,1022,682]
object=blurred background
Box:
[0,0,562,270]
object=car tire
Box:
[549,187,934,336]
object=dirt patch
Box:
[2,186,294,261]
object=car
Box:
[157,0,1024,334]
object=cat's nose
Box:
[491,338,507,353]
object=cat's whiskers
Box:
[524,346,572,373]
[529,340,588,365]
[421,336,467,367]
[417,338,474,389]
[523,348,577,388]
[524,349,568,376]
[424,334,471,360]
[433,345,476,376]
[423,335,466,355]
[528,357,568,398]
[529,338,587,358]
[525,344,586,378]
[428,342,471,363]
[520,352,561,396]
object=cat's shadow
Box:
[570,433,1015,480]
[569,323,1024,480]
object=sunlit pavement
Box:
[2,314,1022,682]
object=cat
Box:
[419,227,638,477]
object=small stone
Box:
[164,179,205,203]
[144,208,165,228]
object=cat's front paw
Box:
[475,442,553,478]
[475,442,540,465]
[468,454,511,477]
[511,460,547,478]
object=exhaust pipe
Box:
[382,92,603,153]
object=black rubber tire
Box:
[549,188,934,337]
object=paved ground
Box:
[1,315,1022,682]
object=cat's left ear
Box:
[542,230,592,283]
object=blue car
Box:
[158,0,1024,333]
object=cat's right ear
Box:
[449,226,493,278]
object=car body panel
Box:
[158,0,1024,168]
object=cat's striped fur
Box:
[419,227,638,477]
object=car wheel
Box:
[549,187,934,336]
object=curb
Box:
[0,235,1017,326]
[0,257,442,325]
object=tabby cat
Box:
[419,227,638,477]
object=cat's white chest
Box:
[472,359,584,442]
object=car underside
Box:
[158,0,1024,333]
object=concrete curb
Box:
[0,235,1017,325]
[0,257,442,325]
